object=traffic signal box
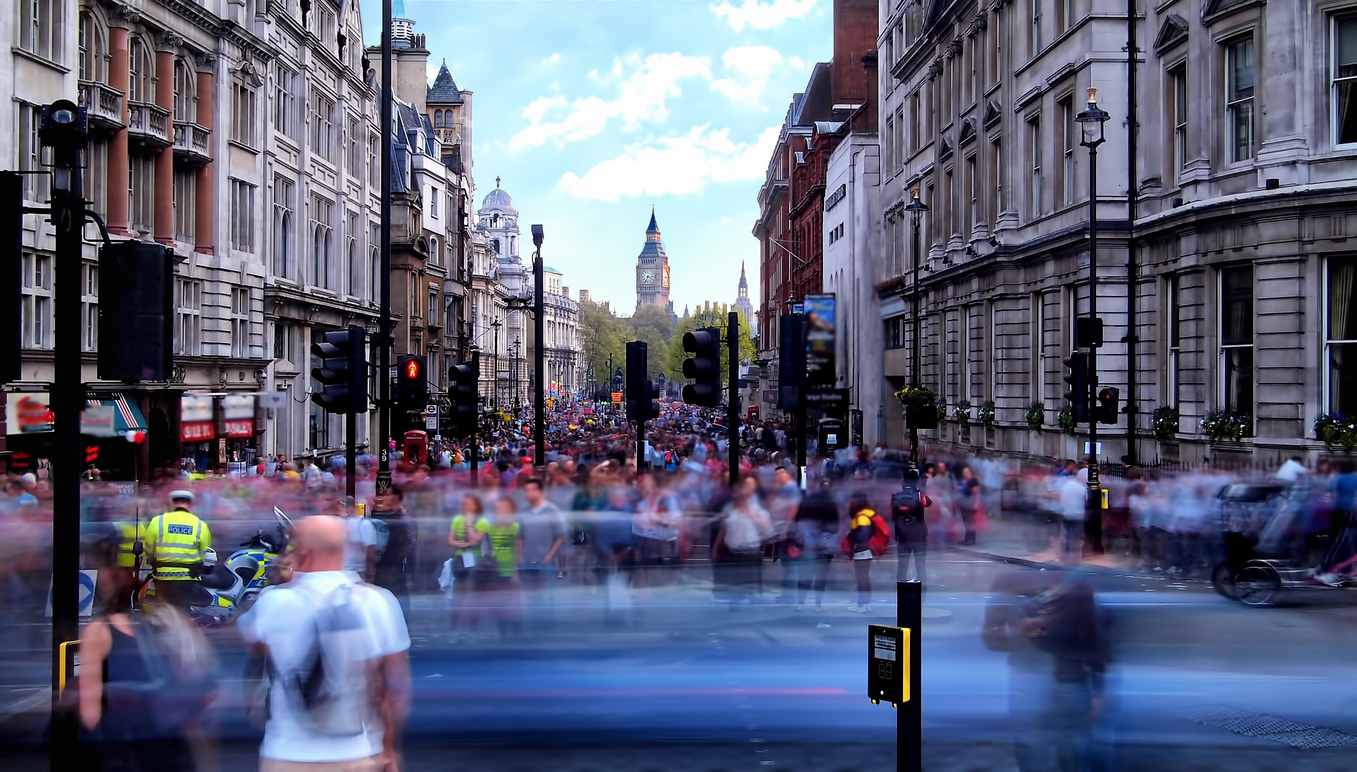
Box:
[681,327,721,408]
[867,624,911,706]
[448,354,479,435]
[1096,386,1120,425]
[310,326,369,414]
[396,355,427,413]
[1062,352,1089,424]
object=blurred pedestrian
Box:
[372,485,417,617]
[792,477,840,611]
[846,492,888,613]
[891,471,932,587]
[715,476,773,607]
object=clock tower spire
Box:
[635,207,672,313]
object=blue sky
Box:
[358,0,833,316]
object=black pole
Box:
[470,349,480,487]
[727,311,740,486]
[534,249,545,470]
[1125,0,1140,464]
[376,0,393,495]
[492,321,500,411]
[1086,139,1102,554]
[345,410,357,500]
[909,208,922,471]
[897,580,923,772]
[49,113,86,772]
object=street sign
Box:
[46,570,97,619]
[81,404,116,437]
[425,415,437,430]
[610,391,623,404]
[1083,441,1103,455]
[867,624,910,706]
[424,404,438,416]
[259,391,288,409]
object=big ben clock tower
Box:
[635,208,672,313]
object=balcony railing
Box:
[127,101,171,147]
[172,120,212,164]
[78,80,124,131]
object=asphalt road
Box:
[4,552,1357,771]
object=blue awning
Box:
[85,393,147,434]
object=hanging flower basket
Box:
[1201,409,1252,445]
[1315,414,1357,452]
[893,385,937,410]
[1025,401,1045,432]
[979,401,996,429]
[1058,407,1077,436]
[953,400,973,426]
[1152,406,1180,442]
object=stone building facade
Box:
[876,0,1357,464]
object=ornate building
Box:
[634,209,672,313]
[733,261,756,335]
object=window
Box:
[232,82,257,147]
[428,288,439,327]
[1056,0,1073,35]
[1220,265,1254,417]
[84,140,108,217]
[129,38,150,103]
[311,195,334,289]
[429,236,439,267]
[129,154,155,233]
[990,138,1004,218]
[369,222,380,305]
[885,116,895,172]
[81,263,98,353]
[173,170,196,243]
[173,278,202,356]
[274,64,299,139]
[1026,114,1043,219]
[173,60,194,122]
[1166,275,1181,409]
[910,92,921,154]
[1225,36,1256,163]
[430,187,440,218]
[273,322,292,362]
[19,0,64,61]
[79,12,107,82]
[1059,96,1075,206]
[311,5,337,45]
[1170,64,1189,179]
[21,253,53,350]
[1327,257,1357,415]
[347,117,362,176]
[986,10,1001,86]
[272,176,296,279]
[1029,0,1042,56]
[16,102,48,204]
[1333,16,1357,146]
[346,212,362,296]
[964,155,977,239]
[368,132,379,187]
[1031,292,1045,400]
[229,179,256,252]
[230,288,249,358]
[945,168,956,237]
[311,91,336,163]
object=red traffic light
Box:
[403,358,421,380]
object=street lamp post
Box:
[491,318,501,411]
[1076,86,1110,555]
[531,224,545,469]
[905,187,928,472]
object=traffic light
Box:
[395,355,427,412]
[681,327,722,407]
[625,341,646,421]
[642,379,661,424]
[777,314,805,410]
[1096,386,1120,425]
[1062,353,1089,424]
[98,241,174,382]
[311,326,369,414]
[448,354,479,435]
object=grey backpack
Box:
[290,583,372,738]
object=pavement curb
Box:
[952,545,1210,584]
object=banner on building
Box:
[181,395,215,443]
[6,393,54,434]
[223,394,256,420]
[803,294,837,387]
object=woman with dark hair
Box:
[846,491,885,613]
[448,493,486,636]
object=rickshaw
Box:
[1214,482,1340,608]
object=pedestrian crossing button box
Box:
[868,624,910,706]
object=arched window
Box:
[128,38,151,103]
[275,210,292,277]
[78,12,107,82]
[173,59,194,122]
[347,237,359,297]
[492,239,500,254]
[429,236,439,266]
[434,110,443,127]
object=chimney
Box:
[562,286,570,300]
[579,289,591,303]
[832,0,878,127]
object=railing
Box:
[77,80,124,128]
[127,101,171,145]
[173,120,211,161]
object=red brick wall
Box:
[833,0,879,126]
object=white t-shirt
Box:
[238,570,410,763]
[344,517,378,574]
[1057,476,1088,521]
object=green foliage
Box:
[1152,406,1180,441]
[893,385,936,409]
[1025,401,1045,431]
[1201,409,1252,444]
[1058,407,1077,436]
[578,299,629,389]
[664,302,756,384]
[953,400,973,426]
[1315,413,1357,452]
[979,401,996,429]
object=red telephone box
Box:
[402,430,429,468]
[746,406,760,422]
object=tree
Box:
[626,304,678,381]
[578,299,628,395]
[665,301,756,386]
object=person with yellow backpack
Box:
[843,492,890,613]
[144,490,213,608]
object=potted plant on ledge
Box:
[953,400,973,427]
[1058,407,1077,437]
[1025,401,1045,432]
[1201,409,1252,445]
[979,401,996,430]
[1152,406,1180,442]
[1315,414,1357,452]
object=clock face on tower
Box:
[641,270,655,285]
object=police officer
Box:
[144,490,212,607]
[891,470,932,588]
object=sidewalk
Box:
[953,514,1166,577]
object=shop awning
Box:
[86,393,147,434]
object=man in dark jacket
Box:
[372,485,418,617]
[891,471,932,586]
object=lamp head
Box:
[531,224,544,248]
[905,186,928,215]
[1076,86,1110,146]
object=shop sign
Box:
[181,395,213,423]
[81,404,117,437]
[181,421,215,442]
[224,419,254,438]
[223,394,255,420]
[7,393,54,434]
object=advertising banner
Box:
[223,394,256,420]
[803,294,837,387]
[6,393,54,434]
[180,394,215,443]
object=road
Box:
[4,551,1357,770]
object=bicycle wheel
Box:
[1236,565,1283,608]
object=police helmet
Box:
[169,489,195,505]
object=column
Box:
[153,33,182,245]
[105,10,136,235]
[194,54,216,255]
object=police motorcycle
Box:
[140,507,293,626]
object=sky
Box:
[358,0,833,316]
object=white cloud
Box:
[542,53,560,66]
[711,0,819,31]
[510,53,711,152]
[711,45,783,103]
[556,124,782,202]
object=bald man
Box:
[239,516,411,772]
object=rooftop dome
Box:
[481,176,516,213]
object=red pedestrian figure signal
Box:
[405,359,420,380]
